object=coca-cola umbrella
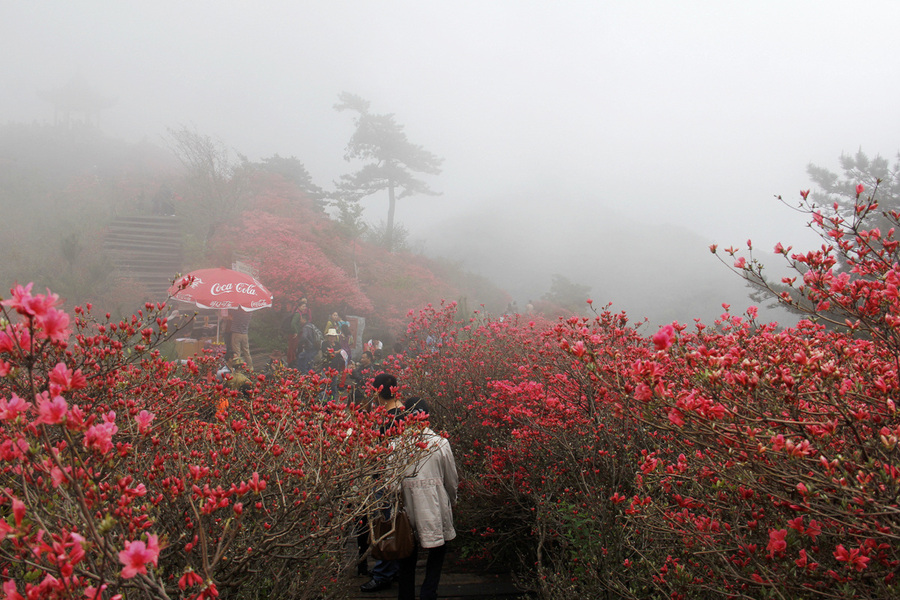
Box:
[168,268,274,311]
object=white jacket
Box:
[401,428,458,548]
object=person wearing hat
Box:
[324,310,347,338]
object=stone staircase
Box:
[104,215,182,299]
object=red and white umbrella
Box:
[168,268,273,311]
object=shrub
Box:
[0,285,427,599]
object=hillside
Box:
[0,124,510,341]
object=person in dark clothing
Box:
[293,313,321,373]
[360,373,404,593]
[220,310,234,363]
[349,351,376,406]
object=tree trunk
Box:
[386,181,396,252]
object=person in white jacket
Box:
[397,398,458,600]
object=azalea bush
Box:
[392,184,900,599]
[0,284,426,599]
[6,181,900,600]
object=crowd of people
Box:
[215,296,394,405]
[281,297,393,404]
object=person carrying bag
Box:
[368,494,415,561]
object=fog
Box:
[3,1,899,327]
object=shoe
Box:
[360,578,392,592]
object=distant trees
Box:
[740,148,900,323]
[166,126,249,245]
[542,274,592,315]
[334,92,443,251]
[246,153,325,208]
[807,149,899,212]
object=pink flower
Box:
[119,534,160,578]
[0,326,30,354]
[767,528,787,557]
[800,189,810,200]
[25,290,59,318]
[35,308,70,343]
[2,286,67,339]
[0,330,13,354]
[856,183,865,196]
[34,392,67,425]
[667,407,684,427]
[49,363,87,394]
[2,580,24,600]
[634,383,652,402]
[1,283,35,315]
[135,410,155,434]
[0,394,31,421]
[50,465,69,487]
[652,324,675,351]
[12,498,25,528]
[83,420,118,454]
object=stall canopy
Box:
[167,268,273,311]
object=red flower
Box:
[767,529,787,557]
[248,471,267,493]
[119,534,161,578]
[805,519,821,540]
[1,283,35,316]
[652,325,675,351]
[2,580,24,600]
[34,392,67,425]
[833,544,869,571]
[135,410,155,434]
[0,394,31,421]
[179,568,204,590]
[48,362,87,394]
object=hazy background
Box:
[3,1,899,327]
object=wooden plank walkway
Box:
[345,569,527,600]
[344,547,529,600]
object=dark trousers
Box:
[398,542,448,600]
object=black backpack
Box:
[280,311,295,336]
[308,323,324,348]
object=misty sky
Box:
[3,1,899,323]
